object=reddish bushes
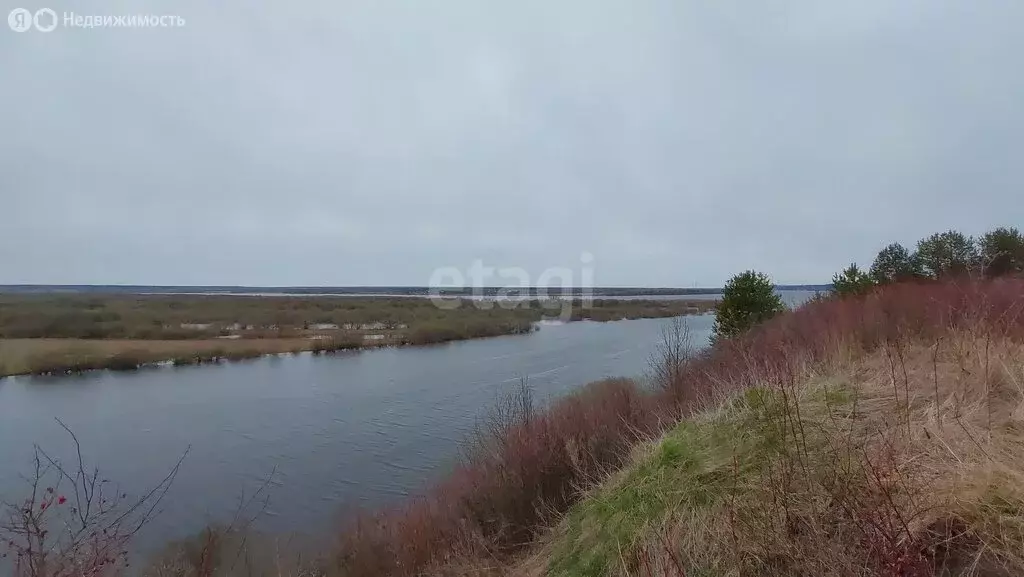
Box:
[664,278,1024,409]
[334,378,657,575]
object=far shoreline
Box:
[0,295,718,379]
[0,284,829,297]
[0,313,716,381]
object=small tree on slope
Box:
[870,242,921,284]
[832,263,876,297]
[916,230,978,279]
[980,226,1024,278]
[712,270,785,341]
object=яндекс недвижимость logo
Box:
[8,7,185,32]
[8,8,57,32]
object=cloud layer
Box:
[3,0,1023,286]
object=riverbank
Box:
[0,295,716,376]
[323,278,1024,576]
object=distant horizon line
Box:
[0,283,830,290]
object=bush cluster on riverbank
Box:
[402,319,537,345]
[16,346,277,376]
[21,347,163,375]
[333,377,657,576]
[323,277,1024,576]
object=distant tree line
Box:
[832,226,1024,297]
[711,226,1023,342]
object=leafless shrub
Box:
[648,316,696,393]
[1,420,187,577]
[142,468,297,577]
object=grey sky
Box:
[2,1,1023,286]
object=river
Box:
[0,291,816,553]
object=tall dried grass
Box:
[543,278,1024,577]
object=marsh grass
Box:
[0,294,715,341]
[0,296,713,376]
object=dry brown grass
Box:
[539,332,1024,577]
[0,338,314,376]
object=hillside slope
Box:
[535,333,1024,576]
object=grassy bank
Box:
[0,337,313,376]
[544,339,1024,576]
[0,295,714,376]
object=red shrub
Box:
[334,378,656,575]
[663,278,1024,408]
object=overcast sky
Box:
[2,1,1023,287]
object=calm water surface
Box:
[0,316,709,549]
[0,291,814,551]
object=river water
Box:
[0,291,815,552]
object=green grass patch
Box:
[548,383,852,577]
